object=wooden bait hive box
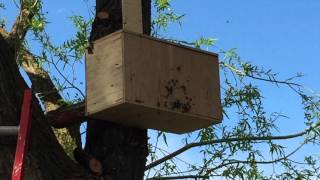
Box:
[85,30,222,134]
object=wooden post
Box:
[122,0,143,33]
[85,0,151,179]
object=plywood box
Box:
[86,30,222,134]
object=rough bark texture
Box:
[73,147,102,176]
[0,34,90,179]
[84,0,151,179]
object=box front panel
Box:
[123,32,222,124]
[86,33,125,116]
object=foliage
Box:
[152,0,184,37]
[10,0,90,157]
[28,11,90,156]
[146,1,320,180]
[30,13,88,101]
[1,0,319,179]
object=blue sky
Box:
[2,0,320,178]
[163,0,320,176]
[163,0,320,137]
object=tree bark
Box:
[84,0,151,179]
[73,147,102,176]
[0,34,91,179]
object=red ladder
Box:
[0,89,33,180]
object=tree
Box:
[0,0,319,179]
[1,0,150,179]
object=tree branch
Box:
[0,7,61,112]
[0,27,62,112]
[21,48,63,111]
[147,175,209,180]
[9,0,40,47]
[205,142,306,174]
[220,62,302,87]
[47,102,85,128]
[47,56,85,98]
[1,27,82,147]
[21,48,82,147]
[145,126,316,170]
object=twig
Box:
[48,56,85,98]
[145,123,320,170]
[206,141,306,174]
[246,74,302,88]
[150,144,194,168]
[147,175,209,180]
[220,62,302,87]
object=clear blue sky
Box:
[2,0,320,177]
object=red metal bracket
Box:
[12,89,33,180]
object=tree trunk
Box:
[0,0,151,179]
[0,34,90,179]
[85,0,151,179]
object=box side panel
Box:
[123,32,222,123]
[86,33,124,116]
